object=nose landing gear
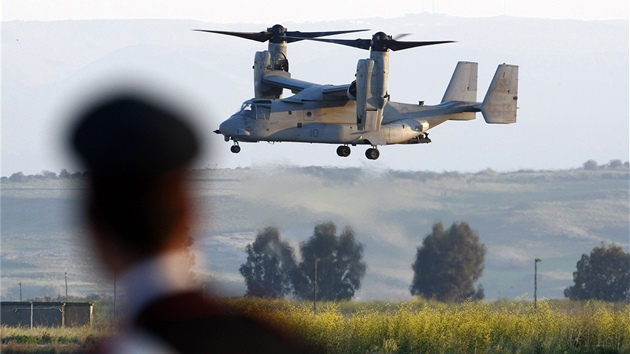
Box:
[230,142,241,153]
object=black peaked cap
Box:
[71,94,200,178]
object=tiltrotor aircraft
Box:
[198,24,519,160]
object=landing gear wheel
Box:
[230,145,241,153]
[336,145,351,157]
[365,148,380,160]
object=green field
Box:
[1,299,628,353]
[1,166,629,301]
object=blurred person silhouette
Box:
[70,92,309,353]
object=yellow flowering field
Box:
[231,298,630,353]
[1,299,628,353]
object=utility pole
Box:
[65,270,68,302]
[19,281,22,302]
[534,258,541,308]
[313,258,318,313]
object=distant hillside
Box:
[1,165,628,301]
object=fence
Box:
[0,302,93,327]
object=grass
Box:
[0,325,104,353]
[231,298,630,353]
[1,299,628,353]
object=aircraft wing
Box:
[261,74,317,93]
[281,83,351,103]
[322,84,351,98]
[262,72,351,99]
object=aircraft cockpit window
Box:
[239,103,255,118]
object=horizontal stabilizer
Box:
[481,64,519,124]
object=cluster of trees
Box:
[239,222,367,301]
[1,169,87,182]
[564,243,629,302]
[582,159,629,170]
[240,221,488,302]
[241,221,629,303]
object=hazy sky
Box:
[2,1,628,175]
[3,0,628,22]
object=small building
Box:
[0,302,93,327]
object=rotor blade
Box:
[289,36,373,50]
[195,28,369,44]
[193,29,271,42]
[388,40,455,51]
[289,29,370,38]
[393,33,412,40]
[286,30,369,43]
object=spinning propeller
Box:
[290,31,454,51]
[194,24,368,44]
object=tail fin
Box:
[441,61,478,103]
[480,64,519,124]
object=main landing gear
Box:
[336,145,380,160]
[230,142,241,153]
[365,147,380,160]
[336,145,351,157]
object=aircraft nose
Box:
[218,114,242,135]
[218,114,250,137]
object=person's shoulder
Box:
[136,291,318,353]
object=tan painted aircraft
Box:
[198,25,518,160]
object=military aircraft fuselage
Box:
[219,96,475,146]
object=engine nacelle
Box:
[253,51,283,99]
[356,59,374,130]
[356,58,386,131]
[356,59,375,111]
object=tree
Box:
[607,159,623,169]
[41,170,58,179]
[239,227,298,298]
[410,221,486,302]
[292,222,367,301]
[8,172,27,182]
[59,169,71,178]
[583,160,598,170]
[564,243,630,302]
